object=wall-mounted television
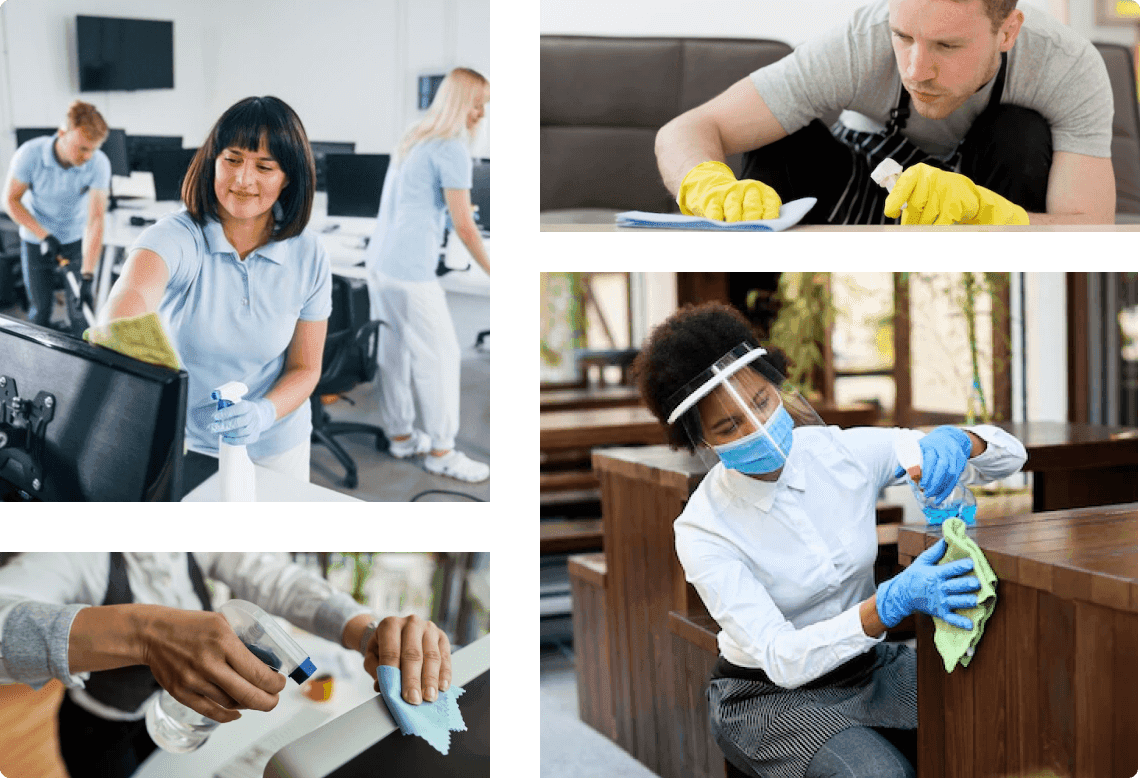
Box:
[77,15,174,92]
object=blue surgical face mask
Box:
[711,402,795,474]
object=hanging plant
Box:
[767,272,835,397]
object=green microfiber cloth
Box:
[83,312,181,370]
[934,517,997,672]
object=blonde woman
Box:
[364,67,490,483]
[3,101,109,335]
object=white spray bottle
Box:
[211,381,256,502]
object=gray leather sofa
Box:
[541,35,1140,224]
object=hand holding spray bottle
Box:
[894,429,977,526]
[145,600,316,753]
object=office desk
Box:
[182,463,362,502]
[898,505,1138,778]
[540,221,1140,232]
[135,629,375,778]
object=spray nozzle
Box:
[219,600,315,684]
[211,381,249,411]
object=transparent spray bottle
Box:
[211,381,256,501]
[145,600,317,754]
[894,429,977,526]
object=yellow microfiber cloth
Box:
[934,517,997,672]
[83,312,181,371]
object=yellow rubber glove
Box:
[677,161,781,222]
[884,163,1030,226]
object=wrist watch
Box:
[359,618,380,655]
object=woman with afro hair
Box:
[631,301,1026,778]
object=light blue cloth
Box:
[615,197,816,231]
[10,135,111,244]
[131,209,332,457]
[377,665,466,755]
[364,137,473,283]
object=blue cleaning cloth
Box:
[377,665,466,755]
[615,197,817,231]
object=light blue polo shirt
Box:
[131,210,332,458]
[364,137,472,282]
[10,135,111,244]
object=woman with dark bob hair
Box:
[102,96,328,480]
[632,302,1027,778]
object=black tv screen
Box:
[77,15,174,92]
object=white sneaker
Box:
[388,430,431,459]
[423,450,489,483]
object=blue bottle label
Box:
[924,503,977,526]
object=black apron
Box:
[83,552,213,712]
[826,52,1008,225]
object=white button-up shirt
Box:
[674,425,1027,689]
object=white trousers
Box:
[253,440,311,483]
[366,270,460,452]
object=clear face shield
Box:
[666,344,827,475]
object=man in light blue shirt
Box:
[2,101,111,335]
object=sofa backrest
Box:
[1094,42,1140,218]
[541,36,794,213]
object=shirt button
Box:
[242,298,249,305]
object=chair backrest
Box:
[540,36,794,213]
[1094,42,1140,217]
[316,275,379,396]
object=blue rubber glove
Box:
[876,538,980,630]
[210,398,276,445]
[913,426,972,504]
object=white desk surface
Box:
[134,629,374,778]
[540,220,1140,232]
[102,192,489,297]
[181,462,362,503]
[264,634,491,778]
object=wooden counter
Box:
[898,504,1138,778]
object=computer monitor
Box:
[326,154,389,218]
[151,148,198,202]
[471,158,489,234]
[14,127,57,146]
[0,315,187,501]
[102,129,130,177]
[266,634,491,778]
[125,135,183,173]
[309,141,356,192]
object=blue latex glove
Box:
[898,426,972,504]
[876,538,980,630]
[210,398,276,445]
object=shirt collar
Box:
[714,450,807,511]
[202,217,288,264]
[41,136,65,170]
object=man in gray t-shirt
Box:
[656,0,1116,226]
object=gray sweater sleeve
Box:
[1,602,88,689]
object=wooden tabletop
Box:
[540,384,643,413]
[540,405,666,451]
[898,503,1138,613]
[996,421,1137,470]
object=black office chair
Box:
[310,276,388,489]
[0,216,26,311]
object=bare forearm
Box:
[655,115,729,196]
[4,198,48,241]
[859,595,888,638]
[1026,210,1115,226]
[455,225,489,275]
[341,613,373,653]
[263,365,320,420]
[101,286,154,323]
[82,222,104,275]
[68,604,152,673]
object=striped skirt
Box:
[708,642,917,778]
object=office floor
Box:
[540,640,658,778]
[0,293,491,503]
